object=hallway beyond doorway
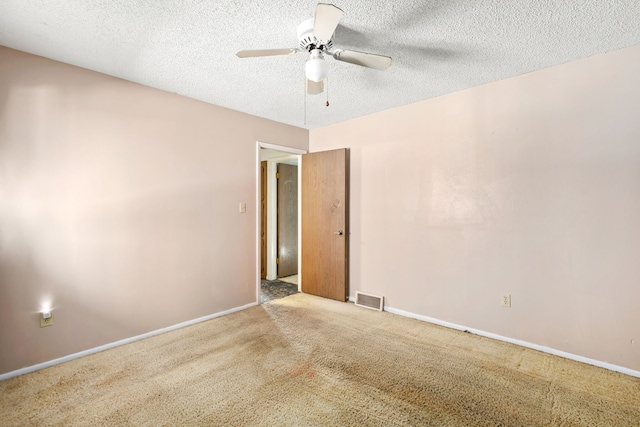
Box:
[260,279,298,304]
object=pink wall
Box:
[310,44,640,371]
[0,47,308,375]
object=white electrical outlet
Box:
[501,294,511,307]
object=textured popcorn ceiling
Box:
[1,1,639,129]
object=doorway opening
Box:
[256,142,306,304]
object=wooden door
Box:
[260,161,267,279]
[301,149,349,301]
[277,163,298,277]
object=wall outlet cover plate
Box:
[40,313,53,327]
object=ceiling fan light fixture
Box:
[305,49,329,82]
[237,3,392,93]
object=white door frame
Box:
[256,141,306,303]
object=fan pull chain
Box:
[326,77,329,107]
[303,66,307,126]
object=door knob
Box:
[334,230,343,235]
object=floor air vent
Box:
[355,292,384,311]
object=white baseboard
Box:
[0,301,259,382]
[348,297,640,378]
[5,298,638,381]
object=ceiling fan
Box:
[236,3,392,95]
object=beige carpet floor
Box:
[1,293,639,426]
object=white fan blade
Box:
[307,79,324,95]
[332,49,392,70]
[236,48,299,58]
[313,3,343,42]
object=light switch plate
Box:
[501,294,511,307]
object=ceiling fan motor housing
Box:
[297,18,333,52]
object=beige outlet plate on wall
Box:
[40,313,53,327]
